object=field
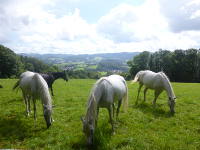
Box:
[0,79,200,149]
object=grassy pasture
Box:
[0,79,200,149]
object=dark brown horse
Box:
[40,71,68,96]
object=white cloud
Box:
[0,0,200,54]
[97,0,168,43]
[96,0,200,51]
[97,4,138,43]
[159,0,200,32]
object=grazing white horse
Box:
[132,70,176,114]
[13,71,53,128]
[81,75,128,145]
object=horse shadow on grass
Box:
[0,115,31,142]
[0,112,44,143]
[134,102,174,118]
[71,122,112,150]
[0,98,22,105]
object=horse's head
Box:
[168,97,176,114]
[43,105,52,128]
[81,116,95,145]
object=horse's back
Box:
[106,75,127,99]
[20,71,35,79]
[107,74,125,87]
[141,71,165,89]
[32,73,49,93]
[96,75,126,107]
[33,74,48,87]
[19,71,35,91]
[19,71,48,95]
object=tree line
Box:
[0,45,60,78]
[127,49,200,82]
[1,44,200,82]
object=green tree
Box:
[0,45,24,78]
[128,49,200,82]
[127,51,151,77]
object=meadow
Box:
[0,79,200,149]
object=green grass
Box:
[0,79,200,149]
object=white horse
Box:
[132,70,176,114]
[13,71,53,128]
[81,75,128,145]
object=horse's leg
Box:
[108,105,114,133]
[33,97,37,127]
[153,90,162,107]
[27,95,31,114]
[50,86,54,96]
[96,106,99,126]
[112,103,115,119]
[135,83,143,105]
[22,92,29,116]
[144,87,148,102]
[116,99,122,119]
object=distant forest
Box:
[1,44,200,82]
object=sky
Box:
[0,0,200,54]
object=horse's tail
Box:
[13,80,20,91]
[123,80,128,112]
[131,72,140,84]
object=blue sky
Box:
[0,0,200,54]
[51,0,145,23]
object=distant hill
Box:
[21,52,139,72]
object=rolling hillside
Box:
[21,52,139,72]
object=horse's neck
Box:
[33,74,52,107]
[86,97,97,126]
[85,83,104,126]
[163,78,175,98]
[93,81,105,104]
[41,93,52,109]
[39,84,52,106]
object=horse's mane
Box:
[85,94,97,123]
[85,77,110,122]
[159,72,175,98]
[32,74,52,107]
[87,77,107,107]
[159,71,171,84]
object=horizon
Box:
[0,0,200,54]
[19,51,140,55]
